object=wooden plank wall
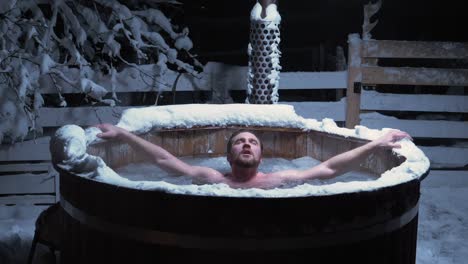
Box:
[0,137,56,206]
[346,37,468,185]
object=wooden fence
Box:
[345,34,468,186]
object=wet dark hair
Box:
[226,130,263,154]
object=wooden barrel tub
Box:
[57,126,426,264]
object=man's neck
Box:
[229,166,259,182]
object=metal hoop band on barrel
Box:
[60,196,419,250]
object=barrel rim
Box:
[55,124,429,197]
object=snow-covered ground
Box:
[0,205,51,264]
[0,183,466,264]
[417,186,468,264]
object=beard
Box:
[233,154,260,168]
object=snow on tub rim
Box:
[50,103,430,198]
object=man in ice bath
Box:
[96,124,411,189]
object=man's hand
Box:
[95,123,126,140]
[373,129,412,149]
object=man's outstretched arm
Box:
[95,124,224,181]
[273,129,412,181]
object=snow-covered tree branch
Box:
[0,0,202,143]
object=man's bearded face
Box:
[228,132,262,168]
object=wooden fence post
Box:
[345,33,362,128]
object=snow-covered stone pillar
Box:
[246,0,281,104]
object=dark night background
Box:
[168,0,467,71]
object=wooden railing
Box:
[346,34,468,183]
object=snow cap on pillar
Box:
[247,0,282,104]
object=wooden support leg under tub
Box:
[27,202,63,264]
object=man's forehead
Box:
[232,132,259,141]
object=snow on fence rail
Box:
[35,62,347,126]
[345,35,468,181]
[0,62,347,206]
